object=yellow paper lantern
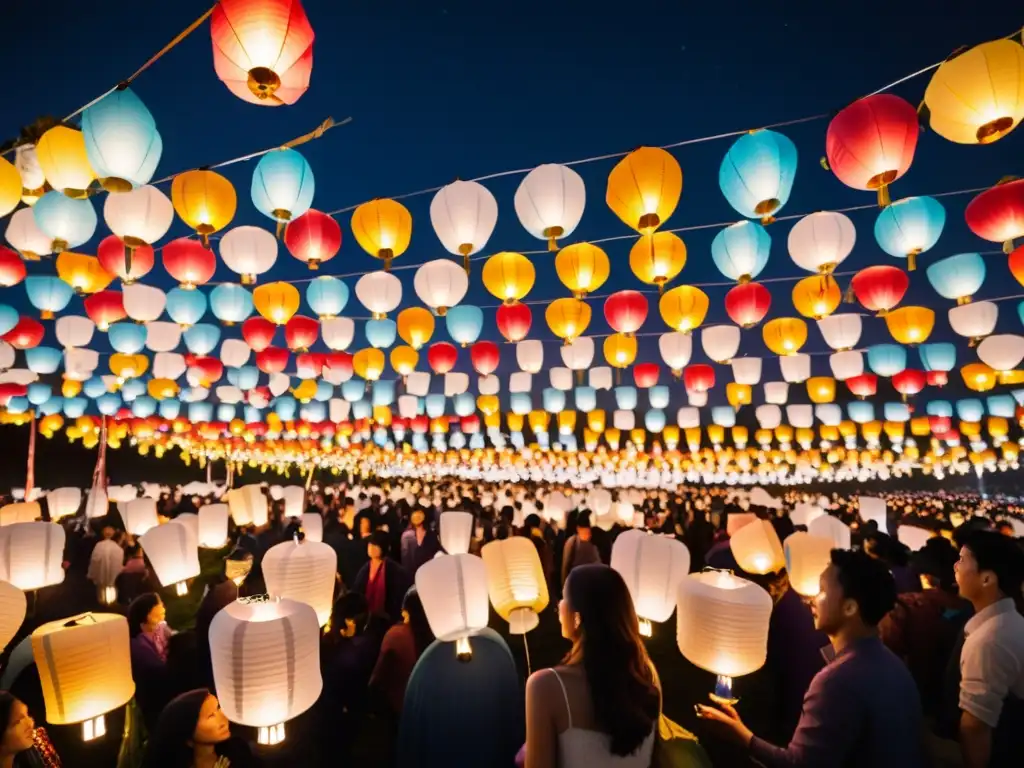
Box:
[147,378,179,400]
[730,519,785,575]
[885,306,935,345]
[762,317,808,356]
[56,252,115,295]
[659,285,709,332]
[961,363,997,392]
[396,307,435,350]
[170,169,237,245]
[351,198,412,270]
[545,298,592,345]
[606,147,682,233]
[482,251,535,304]
[629,232,687,290]
[507,412,525,433]
[528,411,550,434]
[554,243,610,297]
[807,376,836,404]
[791,275,841,320]
[557,411,577,435]
[784,533,834,597]
[36,126,96,198]
[603,333,638,369]
[477,395,500,417]
[61,379,82,398]
[292,379,317,402]
[389,345,419,376]
[109,353,149,380]
[254,282,301,325]
[0,156,22,217]
[726,383,752,409]
[481,537,549,633]
[353,348,385,381]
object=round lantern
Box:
[604,290,648,336]
[850,265,909,316]
[263,539,337,626]
[546,299,591,345]
[659,332,692,373]
[25,276,73,320]
[427,342,458,375]
[397,307,435,350]
[784,532,834,597]
[885,306,935,345]
[926,252,986,304]
[219,225,278,284]
[730,519,785,575]
[5,208,52,261]
[140,522,200,595]
[874,196,945,271]
[284,208,342,270]
[482,252,535,304]
[711,221,771,283]
[629,232,687,290]
[305,276,348,319]
[762,317,808,356]
[555,243,609,297]
[514,163,586,251]
[470,341,500,376]
[659,285,709,333]
[603,333,638,369]
[719,129,797,223]
[791,275,841,320]
[978,334,1024,372]
[923,39,1024,145]
[254,282,301,325]
[353,348,385,381]
[611,529,690,635]
[825,94,919,206]
[723,282,770,329]
[606,147,682,233]
[892,369,927,399]
[495,302,532,343]
[251,148,314,224]
[962,363,997,393]
[415,552,489,659]
[283,315,318,352]
[480,537,549,634]
[209,597,321,745]
[170,169,237,245]
[351,198,412,271]
[163,238,216,289]
[2,317,45,349]
[949,301,998,342]
[355,271,402,319]
[867,344,907,377]
[390,345,418,377]
[33,191,97,253]
[242,316,277,351]
[0,157,21,218]
[787,211,856,274]
[443,305,482,347]
[97,235,154,284]
[965,178,1024,253]
[684,364,715,394]
[210,0,315,107]
[0,247,26,287]
[32,613,134,740]
[255,346,289,374]
[430,180,498,270]
[414,259,469,315]
[0,522,65,590]
[35,126,95,198]
[56,252,114,295]
[82,86,161,192]
[83,290,127,331]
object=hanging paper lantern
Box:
[25,276,73,320]
[83,290,126,331]
[978,334,1024,372]
[304,276,348,319]
[160,288,204,329]
[33,191,97,253]
[0,157,21,218]
[56,252,114,295]
[949,301,998,342]
[683,364,715,394]
[893,369,927,399]
[604,290,648,336]
[5,209,51,263]
[481,537,549,634]
[874,196,945,271]
[430,180,498,270]
[920,342,957,373]
[926,252,986,304]
[353,348,385,382]
[702,325,741,364]
[885,306,935,345]
[251,148,315,225]
[82,86,162,192]
[255,346,289,374]
[351,199,412,271]
[606,147,682,234]
[170,170,237,245]
[546,298,591,345]
[495,302,531,343]
[254,282,301,325]
[817,314,862,351]
[414,259,469,315]
[482,252,535,304]
[825,94,919,207]
[397,307,435,350]
[711,221,771,283]
[965,178,1024,253]
[283,209,341,270]
[867,344,907,377]
[962,363,997,393]
[791,275,841,320]
[321,317,354,352]
[284,315,319,352]
[263,539,336,627]
[722,282,770,329]
[658,332,692,373]
[97,235,154,284]
[218,225,278,285]
[554,243,609,298]
[36,126,96,198]
[14,144,47,205]
[787,211,856,274]
[109,322,148,354]
[659,285,709,333]
[513,163,586,251]
[389,345,418,377]
[442,305,481,348]
[603,333,638,369]
[355,271,402,319]
[629,232,687,291]
[109,353,148,381]
[427,342,458,375]
[923,39,1024,145]
[762,317,808,356]
[0,247,26,287]
[163,238,216,289]
[210,0,315,107]
[850,265,909,316]
[719,129,797,224]
[470,341,500,376]
[633,363,660,389]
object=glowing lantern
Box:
[36,126,95,198]
[604,290,648,336]
[546,298,591,345]
[33,192,97,253]
[0,157,20,218]
[949,301,998,342]
[243,317,277,351]
[255,346,288,374]
[893,369,926,399]
[659,332,692,374]
[109,353,149,382]
[610,529,690,636]
[0,247,26,287]
[25,276,73,320]
[978,334,1024,372]
[415,553,489,660]
[730,519,785,575]
[684,364,715,395]
[702,325,741,364]
[554,243,609,298]
[427,342,458,376]
[817,314,862,351]
[874,196,945,271]
[867,344,907,377]
[495,302,532,343]
[353,348,385,382]
[2,317,44,349]
[470,341,500,376]
[719,129,797,223]
[963,363,997,393]
[251,148,314,226]
[170,170,237,245]
[788,211,855,274]
[763,318,807,356]
[711,221,771,283]
[885,306,935,345]
[254,282,301,325]
[0,522,65,589]
[850,265,909,316]
[791,275,841,319]
[481,537,549,634]
[82,86,161,192]
[481,252,535,305]
[397,307,435,350]
[784,533,833,597]
[965,178,1024,253]
[604,333,638,369]
[284,316,318,352]
[97,235,153,284]
[659,285,709,333]
[606,147,682,233]
[5,209,51,262]
[923,39,1024,145]
[56,252,113,295]
[926,252,985,304]
[219,225,278,285]
[513,163,586,252]
[351,199,412,271]
[825,94,918,207]
[140,521,200,594]
[83,291,126,331]
[163,238,216,289]
[430,180,498,270]
[630,232,687,290]
[414,259,469,315]
[389,345,418,377]
[303,276,347,321]
[263,539,337,627]
[210,0,315,107]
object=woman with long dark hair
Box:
[142,688,257,768]
[0,692,61,767]
[524,564,659,767]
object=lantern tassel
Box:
[877,185,891,208]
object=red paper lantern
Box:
[242,317,277,351]
[83,290,126,331]
[604,290,649,336]
[892,368,926,398]
[248,387,271,407]
[496,302,532,343]
[470,341,500,376]
[189,357,224,387]
[2,317,44,350]
[163,238,217,289]
[256,346,290,374]
[633,363,660,388]
[98,235,154,284]
[210,0,314,107]
[825,94,918,206]
[850,266,908,316]
[0,383,28,406]
[284,315,319,352]
[296,352,324,376]
[427,342,458,375]
[929,416,952,433]
[724,282,771,328]
[683,364,715,394]
[965,178,1024,253]
[0,246,26,287]
[324,351,354,376]
[284,209,342,269]
[411,415,429,434]
[846,373,878,399]
[461,415,481,434]
[926,370,948,388]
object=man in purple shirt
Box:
[697,548,927,767]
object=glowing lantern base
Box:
[83,715,106,741]
[455,636,472,661]
[710,675,739,706]
[258,723,285,746]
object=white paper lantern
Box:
[790,503,825,528]
[281,486,305,518]
[731,357,762,386]
[780,353,811,383]
[124,283,167,324]
[430,180,498,261]
[415,552,489,658]
[140,521,200,594]
[729,519,784,574]
[103,185,174,246]
[123,498,158,535]
[440,511,473,555]
[561,337,595,371]
[755,405,781,430]
[702,325,741,363]
[763,381,789,404]
[414,259,469,314]
[0,580,26,652]
[198,504,230,548]
[55,316,95,349]
[784,532,834,597]
[478,374,500,395]
[516,340,544,373]
[481,537,549,634]
[5,208,52,260]
[145,321,181,352]
[226,485,269,527]
[219,225,278,284]
[209,597,322,743]
[787,211,856,273]
[948,301,998,341]
[173,513,199,547]
[0,502,40,526]
[32,612,134,740]
[589,366,613,390]
[322,317,355,351]
[977,334,1024,372]
[659,331,693,372]
[300,513,323,543]
[611,530,690,634]
[858,496,888,533]
[46,487,82,521]
[263,540,337,627]
[829,350,864,381]
[514,164,586,250]
[807,514,851,551]
[0,522,65,590]
[897,525,933,552]
[817,313,862,351]
[355,270,402,318]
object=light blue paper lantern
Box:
[645,409,667,433]
[158,399,181,420]
[306,276,349,318]
[302,401,326,422]
[83,377,107,398]
[874,196,945,266]
[510,393,532,415]
[453,393,475,417]
[711,406,736,428]
[210,283,254,325]
[63,397,88,418]
[244,406,263,424]
[251,148,315,223]
[184,323,221,356]
[25,276,73,318]
[33,192,97,251]
[425,394,446,418]
[5,397,28,414]
[166,287,207,327]
[121,379,146,401]
[956,399,985,422]
[543,388,566,413]
[412,433,428,452]
[648,385,670,410]
[574,386,596,413]
[867,344,907,377]
[509,431,525,450]
[132,396,157,418]
[188,402,214,422]
[216,404,237,422]
[711,221,771,282]
[26,346,61,374]
[847,401,875,424]
[986,395,1016,418]
[926,253,985,302]
[0,304,17,336]
[469,433,485,450]
[919,343,956,372]
[227,366,260,391]
[372,380,396,407]
[274,396,297,420]
[445,305,484,346]
[96,393,121,416]
[314,380,334,402]
[352,400,372,420]
[560,435,578,452]
[614,386,638,410]
[82,86,162,189]
[926,400,953,418]
[535,432,550,449]
[884,402,910,422]
[40,397,65,417]
[108,322,148,354]
[342,379,365,403]
[365,318,397,349]
[719,130,797,222]
[27,383,52,405]
[372,428,389,448]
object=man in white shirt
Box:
[954,530,1024,768]
[87,526,125,600]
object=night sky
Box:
[3,1,1024,417]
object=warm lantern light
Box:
[481,537,549,634]
[482,252,535,304]
[254,282,301,325]
[0,158,21,218]
[850,265,909,316]
[603,333,638,369]
[629,232,687,290]
[284,209,342,270]
[546,298,591,345]
[724,282,771,328]
[0,247,27,287]
[791,275,841,319]
[416,552,489,660]
[825,94,918,207]
[353,348,386,381]
[210,0,315,106]
[355,271,402,319]
[25,276,74,319]
[961,363,997,393]
[495,302,532,343]
[427,342,458,376]
[892,369,927,399]
[351,199,412,271]
[140,522,200,594]
[163,238,216,289]
[263,539,337,626]
[874,196,945,271]
[885,306,935,345]
[5,208,52,261]
[977,334,1024,372]
[807,376,837,404]
[56,252,114,295]
[965,178,1024,253]
[170,170,237,245]
[659,285,709,333]
[219,225,278,284]
[711,221,771,283]
[604,290,648,336]
[430,180,498,270]
[389,345,419,377]
[606,147,682,233]
[36,126,96,198]
[84,291,127,331]
[97,236,154,284]
[414,259,468,315]
[762,317,808,356]
[788,211,856,274]
[611,530,690,635]
[784,533,833,597]
[82,87,162,192]
[554,243,610,298]
[0,580,26,651]
[2,316,45,349]
[397,307,435,350]
[730,519,785,575]
[0,522,65,590]
[514,164,586,251]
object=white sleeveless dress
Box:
[549,669,656,768]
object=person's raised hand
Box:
[695,698,754,747]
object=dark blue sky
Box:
[3,1,1024,415]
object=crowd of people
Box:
[0,477,1022,767]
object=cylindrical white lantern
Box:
[198,503,230,548]
[0,522,65,590]
[123,498,159,535]
[440,511,473,555]
[281,486,305,518]
[226,485,269,527]
[263,540,337,627]
[481,537,549,634]
[415,552,489,659]
[46,487,81,521]
[0,502,40,526]
[301,513,323,543]
[858,496,888,533]
[611,530,691,635]
[32,612,134,740]
[784,532,834,597]
[807,514,851,551]
[140,522,200,595]
[729,519,785,575]
[0,580,27,652]
[209,597,322,744]
[172,513,199,548]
